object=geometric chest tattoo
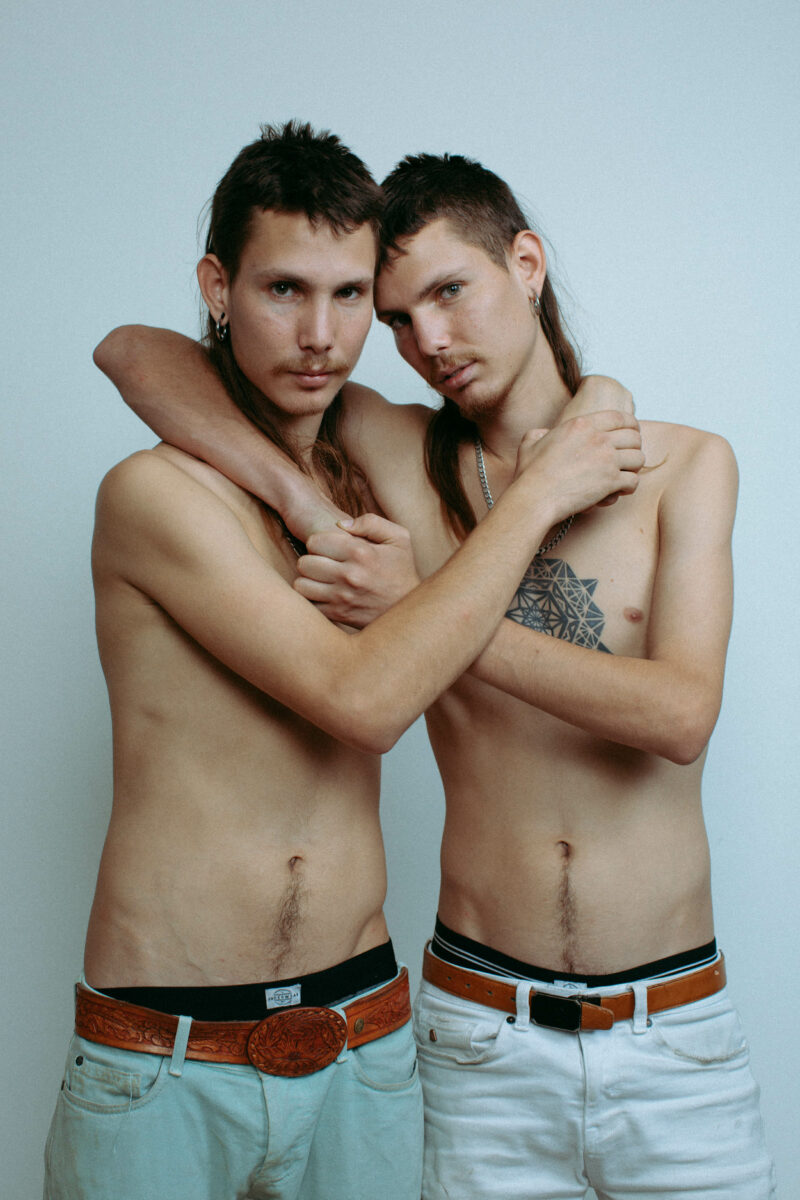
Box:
[505,556,612,653]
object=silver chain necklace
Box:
[474,437,574,557]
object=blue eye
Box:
[441,283,462,300]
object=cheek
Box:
[230,320,282,380]
[388,326,415,363]
[342,310,373,356]
[396,335,423,371]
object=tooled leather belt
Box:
[75,967,410,1077]
[422,947,726,1032]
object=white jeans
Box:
[414,967,775,1199]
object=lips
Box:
[435,361,476,389]
[293,371,332,384]
[288,364,344,388]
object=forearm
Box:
[94,326,342,537]
[470,624,721,763]
[332,482,561,752]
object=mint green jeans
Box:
[44,994,422,1199]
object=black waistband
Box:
[96,940,397,1021]
[432,918,717,988]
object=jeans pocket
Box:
[349,1022,420,1092]
[649,995,749,1067]
[413,996,506,1066]
[60,1036,169,1113]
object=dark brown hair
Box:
[381,153,582,538]
[202,121,382,515]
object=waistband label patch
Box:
[265,984,302,1010]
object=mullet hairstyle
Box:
[202,120,383,515]
[381,153,582,539]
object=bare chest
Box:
[405,470,662,660]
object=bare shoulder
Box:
[96,447,176,517]
[641,420,738,491]
[641,422,738,543]
[641,419,736,464]
[98,443,258,522]
[93,445,264,583]
[339,381,432,468]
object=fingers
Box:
[618,449,646,471]
[595,470,641,507]
[573,409,640,433]
[610,428,643,451]
[614,470,641,496]
[302,528,357,563]
[293,575,335,602]
[295,553,344,584]
[304,514,409,558]
[338,513,411,544]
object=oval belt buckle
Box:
[247,1008,348,1077]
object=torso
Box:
[85,445,387,987]
[348,398,715,975]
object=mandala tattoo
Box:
[506,557,611,653]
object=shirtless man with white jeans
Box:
[44,127,642,1200]
[99,148,774,1198]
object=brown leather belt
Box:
[423,947,726,1033]
[75,967,410,1077]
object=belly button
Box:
[623,607,644,623]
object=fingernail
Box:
[337,518,354,529]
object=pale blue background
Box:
[3,1,798,1194]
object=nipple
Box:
[623,607,644,623]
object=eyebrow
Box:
[252,269,374,290]
[376,268,466,320]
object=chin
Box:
[449,387,502,421]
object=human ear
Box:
[509,230,547,300]
[197,254,230,322]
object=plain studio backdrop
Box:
[3,2,798,1194]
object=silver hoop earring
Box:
[530,292,542,318]
[215,314,229,343]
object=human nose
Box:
[413,312,450,359]
[299,300,335,354]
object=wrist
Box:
[507,472,562,533]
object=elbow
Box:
[325,685,408,756]
[340,708,405,757]
[93,324,147,379]
[352,726,402,757]
[656,696,720,765]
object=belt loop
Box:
[168,1014,192,1076]
[631,981,649,1034]
[514,980,532,1031]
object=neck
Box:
[476,343,572,463]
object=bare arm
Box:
[95,416,635,756]
[469,433,738,763]
[94,326,345,536]
[296,424,736,763]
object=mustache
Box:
[278,357,348,374]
